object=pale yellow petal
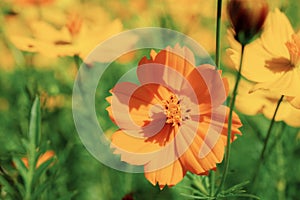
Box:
[9,35,38,52]
[30,21,71,43]
[260,8,294,58]
[251,68,300,97]
[288,95,300,109]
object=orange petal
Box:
[128,83,172,126]
[198,107,241,146]
[107,82,140,128]
[144,159,186,189]
[178,122,225,174]
[185,64,227,107]
[138,45,195,83]
[111,124,176,166]
[218,107,243,142]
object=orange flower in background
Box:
[7,3,123,59]
[21,150,55,169]
[107,45,242,189]
[228,8,300,109]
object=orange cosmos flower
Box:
[227,8,300,109]
[106,45,242,189]
[21,150,55,169]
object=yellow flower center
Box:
[162,95,182,126]
[286,34,300,67]
[66,13,83,37]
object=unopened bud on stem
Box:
[227,0,269,45]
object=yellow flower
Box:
[225,73,300,127]
[40,92,66,111]
[227,8,300,109]
[10,0,55,6]
[165,0,217,53]
[7,3,123,59]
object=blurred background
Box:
[0,0,300,199]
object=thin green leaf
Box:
[222,181,250,194]
[180,193,215,200]
[15,181,25,197]
[178,185,206,193]
[31,181,50,200]
[21,138,29,149]
[12,157,27,178]
[56,191,78,200]
[224,193,260,199]
[32,157,55,185]
[29,96,41,147]
[0,175,15,196]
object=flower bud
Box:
[20,150,55,169]
[227,0,269,45]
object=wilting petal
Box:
[144,159,186,189]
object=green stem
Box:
[251,95,284,189]
[210,171,215,196]
[210,1,223,195]
[276,139,286,200]
[215,0,222,69]
[264,123,286,160]
[215,45,245,197]
[24,147,36,200]
[73,55,82,69]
